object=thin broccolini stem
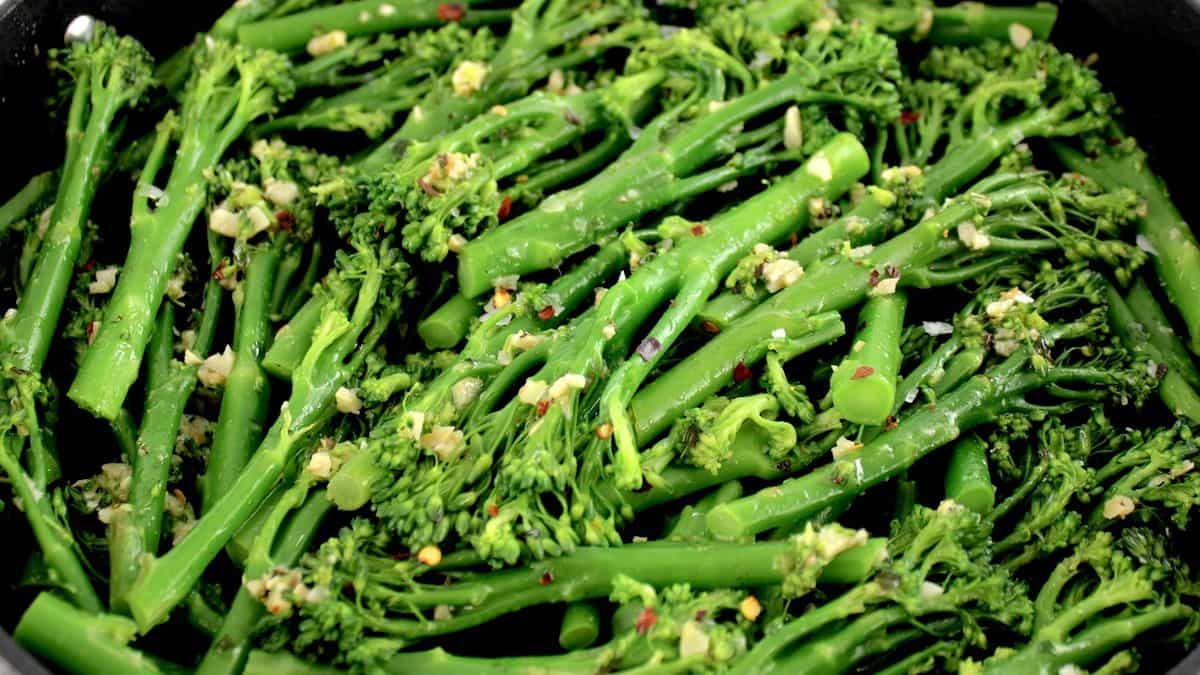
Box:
[237,0,513,53]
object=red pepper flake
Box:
[437,2,465,21]
[694,609,708,621]
[418,177,441,197]
[81,258,97,272]
[212,262,225,281]
[539,572,554,585]
[391,551,411,561]
[487,504,499,517]
[538,305,556,321]
[884,416,898,431]
[690,223,707,236]
[851,365,875,380]
[497,195,513,221]
[884,264,900,279]
[536,399,551,417]
[868,269,881,287]
[789,232,799,246]
[276,210,295,232]
[898,110,921,125]
[635,607,657,634]
[1105,136,1121,147]
[733,361,752,383]
[700,320,721,335]
[86,321,98,345]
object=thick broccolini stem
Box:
[457,74,866,297]
[705,345,1115,537]
[1125,278,1200,388]
[630,310,844,444]
[337,540,879,641]
[830,291,907,425]
[204,244,282,511]
[419,293,482,350]
[943,437,995,514]
[110,241,224,611]
[237,0,513,52]
[1105,282,1200,422]
[126,254,393,630]
[263,277,356,380]
[926,2,1058,45]
[4,27,152,373]
[197,488,332,675]
[15,593,180,675]
[558,601,602,650]
[1054,143,1200,354]
[69,41,291,421]
[665,481,745,542]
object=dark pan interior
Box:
[1,1,1199,673]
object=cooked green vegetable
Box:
[6,4,1200,675]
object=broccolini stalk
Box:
[734,502,1030,675]
[69,40,294,421]
[837,1,1057,45]
[1086,426,1200,531]
[983,532,1193,674]
[349,67,666,263]
[1126,279,1200,388]
[125,245,406,631]
[706,328,1149,538]
[203,139,340,510]
[1106,282,1200,422]
[293,521,882,650]
[256,25,487,138]
[1053,141,1200,354]
[830,291,907,425]
[109,234,225,610]
[3,25,153,373]
[197,485,332,675]
[664,480,744,543]
[359,0,653,169]
[629,310,844,445]
[456,27,901,297]
[237,0,514,52]
[15,593,182,675]
[943,436,995,513]
[0,170,55,233]
[558,601,602,651]
[0,373,101,612]
[203,242,281,512]
[700,39,1120,330]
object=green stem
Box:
[665,480,745,542]
[237,1,512,52]
[110,254,223,610]
[1125,278,1200,388]
[0,170,55,231]
[419,293,481,350]
[356,539,876,641]
[943,436,995,513]
[928,2,1058,45]
[5,78,130,372]
[1054,142,1200,354]
[705,350,1047,537]
[204,243,282,512]
[1106,282,1200,423]
[830,291,907,425]
[197,489,333,675]
[558,601,602,651]
[630,310,844,444]
[15,593,180,675]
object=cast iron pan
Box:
[1,1,1199,673]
